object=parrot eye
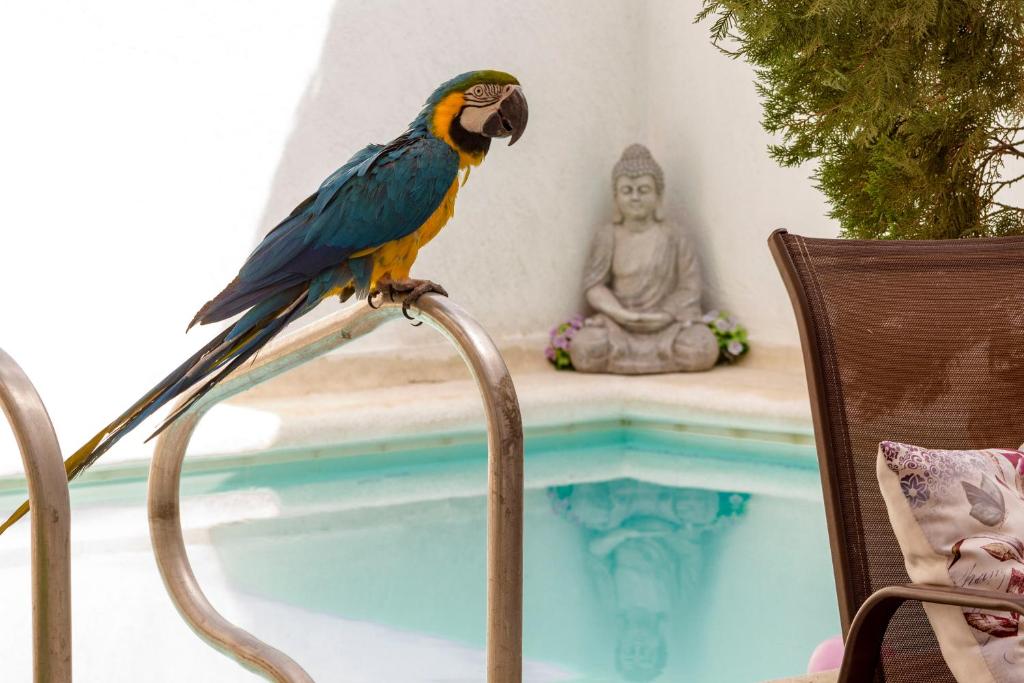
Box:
[470,85,486,98]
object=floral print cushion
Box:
[877,441,1024,683]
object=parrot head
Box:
[423,70,529,166]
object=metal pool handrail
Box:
[0,349,72,683]
[147,294,524,683]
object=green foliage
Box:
[546,315,583,370]
[703,310,750,364]
[697,0,1024,239]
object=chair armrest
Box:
[838,583,1024,683]
[875,583,1024,612]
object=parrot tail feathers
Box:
[0,503,28,536]
[0,284,311,537]
[188,270,308,332]
[148,290,307,440]
[0,422,122,533]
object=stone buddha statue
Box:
[570,144,720,374]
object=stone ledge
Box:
[215,340,813,454]
[0,340,814,481]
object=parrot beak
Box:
[482,86,529,146]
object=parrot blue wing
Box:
[191,132,459,327]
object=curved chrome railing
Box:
[147,294,524,683]
[0,350,72,683]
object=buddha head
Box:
[549,482,620,531]
[612,144,665,225]
[616,610,668,681]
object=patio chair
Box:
[769,229,1024,682]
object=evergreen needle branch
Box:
[989,173,1024,191]
[698,0,1024,238]
[987,143,1024,159]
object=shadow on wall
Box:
[246,0,648,344]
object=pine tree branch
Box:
[990,137,1024,150]
[697,0,1024,239]
[989,173,1024,192]
[982,141,1024,164]
[986,206,1017,218]
[991,144,1024,159]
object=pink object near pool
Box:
[807,635,844,673]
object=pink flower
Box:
[997,450,1024,479]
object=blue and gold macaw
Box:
[0,70,528,534]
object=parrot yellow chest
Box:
[369,177,461,283]
[364,91,488,286]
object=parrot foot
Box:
[367,277,448,325]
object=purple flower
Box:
[701,310,719,324]
[727,340,744,355]
[714,318,735,332]
[880,441,900,463]
[546,316,587,369]
[901,474,930,508]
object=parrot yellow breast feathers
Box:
[0,69,528,535]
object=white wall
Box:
[644,1,839,341]
[0,1,835,470]
[230,0,841,349]
[249,0,651,347]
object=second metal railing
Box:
[147,294,524,682]
[0,349,71,683]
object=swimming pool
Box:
[0,419,838,682]
[199,421,839,682]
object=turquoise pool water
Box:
[0,421,837,681]
[192,423,840,682]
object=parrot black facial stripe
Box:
[449,110,491,157]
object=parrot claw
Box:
[367,281,401,309]
[367,277,448,324]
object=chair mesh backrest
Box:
[772,231,1024,683]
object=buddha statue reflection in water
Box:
[549,481,747,682]
[570,145,720,374]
